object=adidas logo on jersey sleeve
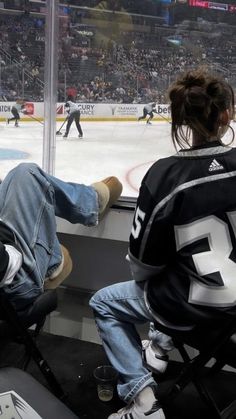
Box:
[208,159,224,172]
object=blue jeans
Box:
[0,163,99,310]
[89,280,173,403]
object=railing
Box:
[0,46,44,99]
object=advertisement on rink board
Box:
[0,102,171,121]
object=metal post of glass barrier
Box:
[43,0,59,174]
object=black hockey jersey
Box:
[129,140,236,329]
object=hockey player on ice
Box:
[63,95,83,139]
[7,99,26,127]
[138,102,157,125]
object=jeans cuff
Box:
[123,373,156,403]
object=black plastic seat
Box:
[154,319,236,419]
[0,290,57,338]
[0,290,64,399]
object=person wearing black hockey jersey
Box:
[7,99,26,127]
[138,102,157,124]
[89,68,236,419]
[63,95,83,139]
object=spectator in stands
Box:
[31,66,39,77]
[89,68,235,419]
[0,162,122,312]
[66,86,77,98]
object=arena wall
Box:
[0,102,171,122]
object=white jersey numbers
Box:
[131,207,146,239]
[175,214,236,307]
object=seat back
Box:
[0,290,57,339]
[155,319,236,418]
[154,318,236,368]
[0,290,64,399]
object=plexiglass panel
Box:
[0,0,45,177]
[55,0,236,197]
[0,1,235,199]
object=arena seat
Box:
[0,366,78,418]
[155,319,236,419]
[0,289,65,399]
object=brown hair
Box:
[168,67,235,149]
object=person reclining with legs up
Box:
[0,162,122,312]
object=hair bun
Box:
[206,81,219,97]
[181,69,206,89]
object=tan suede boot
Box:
[92,176,123,219]
[44,245,73,290]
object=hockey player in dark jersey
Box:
[63,95,83,139]
[89,68,235,419]
[138,102,157,124]
[7,99,26,127]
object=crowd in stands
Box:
[0,13,44,101]
[0,7,235,104]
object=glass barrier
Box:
[0,2,45,179]
[0,1,235,198]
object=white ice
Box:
[0,120,235,198]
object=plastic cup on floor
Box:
[93,365,118,402]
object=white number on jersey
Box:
[131,207,146,239]
[175,213,236,307]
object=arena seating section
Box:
[0,1,235,104]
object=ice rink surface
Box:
[0,120,235,197]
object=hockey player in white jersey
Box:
[138,102,157,124]
[63,95,83,139]
[7,99,26,127]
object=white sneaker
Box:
[142,340,168,375]
[108,400,166,419]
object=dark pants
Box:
[9,107,20,125]
[65,111,83,137]
[138,109,154,122]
